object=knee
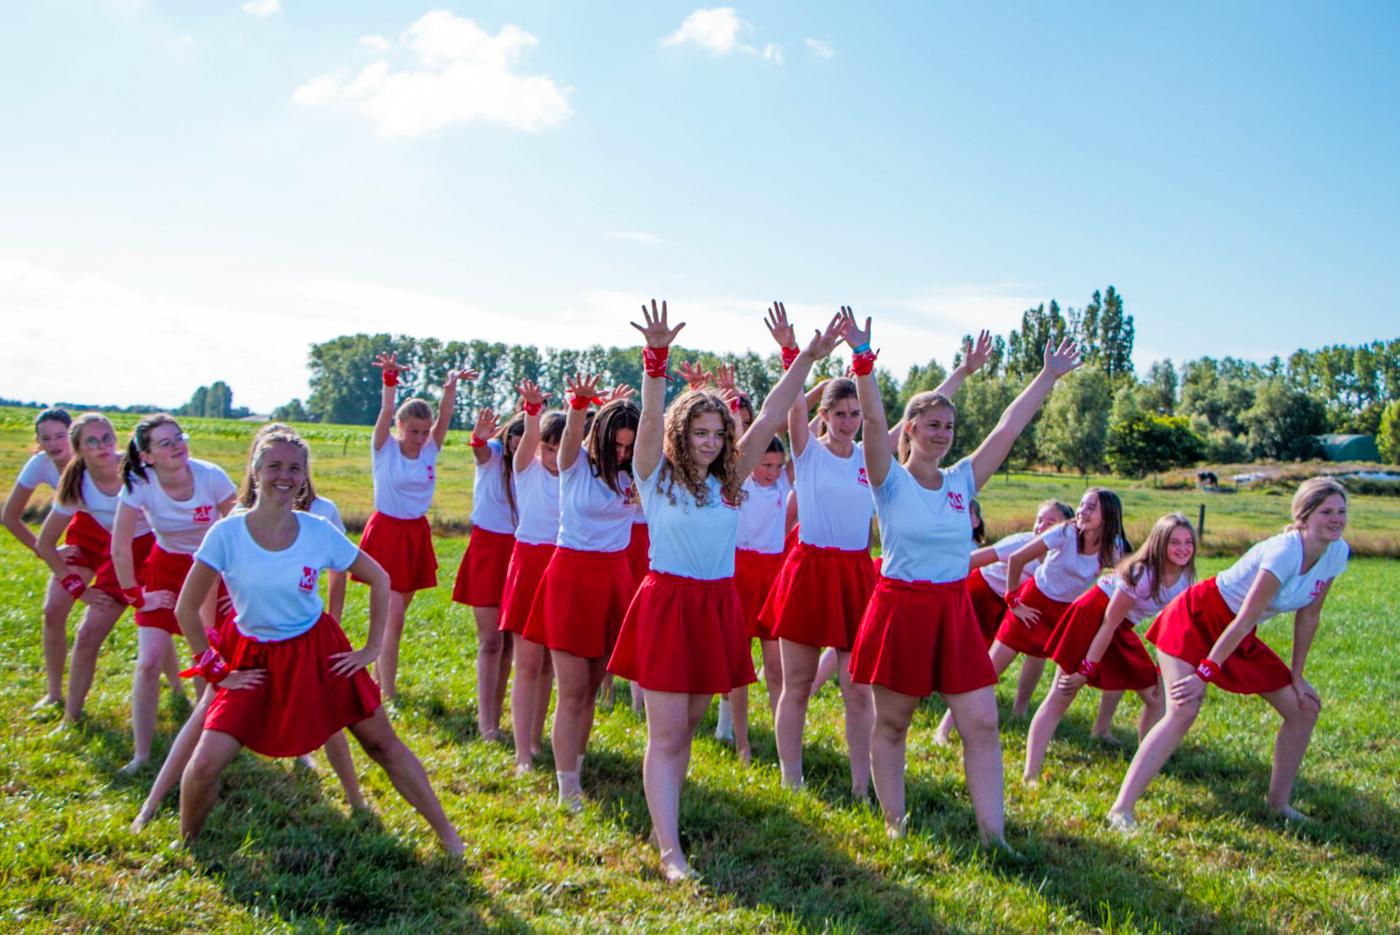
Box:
[134,652,165,681]
[1140,686,1164,709]
[649,729,691,761]
[958,707,1000,743]
[1288,697,1322,727]
[356,729,398,763]
[73,624,104,654]
[873,715,909,744]
[184,749,225,787]
[557,679,590,709]
[478,630,504,655]
[1165,698,1202,725]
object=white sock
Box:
[715,698,734,741]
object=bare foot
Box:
[982,835,1021,859]
[118,756,148,776]
[1272,804,1310,823]
[1091,732,1123,748]
[932,729,955,747]
[295,754,319,771]
[886,814,910,839]
[737,746,751,766]
[1107,810,1137,832]
[659,848,699,883]
[513,761,533,778]
[1022,772,1041,788]
[130,808,156,833]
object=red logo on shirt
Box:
[426,465,435,481]
[947,491,965,512]
[1310,577,1332,599]
[298,566,317,592]
[192,504,214,523]
[857,467,870,488]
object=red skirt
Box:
[498,541,555,636]
[451,526,515,607]
[63,512,154,602]
[205,613,381,757]
[1045,587,1159,691]
[355,512,437,593]
[734,549,785,639]
[525,547,635,658]
[136,545,193,634]
[993,578,1071,658]
[849,577,997,697]
[626,523,651,589]
[608,572,757,694]
[759,542,877,650]
[965,568,1008,645]
[1146,578,1292,695]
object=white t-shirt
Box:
[1214,530,1349,621]
[638,463,738,580]
[371,436,438,519]
[195,512,360,642]
[118,458,236,554]
[980,531,1041,597]
[17,453,61,490]
[794,439,874,551]
[736,473,792,554]
[308,496,345,534]
[470,439,516,535]
[557,455,634,553]
[513,460,561,547]
[872,458,979,584]
[51,473,152,536]
[1032,522,1111,602]
[1096,568,1193,625]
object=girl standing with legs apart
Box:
[111,415,238,774]
[609,299,844,880]
[1023,513,1197,783]
[3,408,76,711]
[501,382,563,775]
[360,351,474,702]
[33,414,168,724]
[526,374,639,810]
[175,431,463,854]
[1109,478,1349,830]
[452,407,524,741]
[844,310,1081,842]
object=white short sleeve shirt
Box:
[371,437,438,519]
[118,458,236,554]
[872,458,979,584]
[1214,531,1349,620]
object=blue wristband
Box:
[853,342,871,355]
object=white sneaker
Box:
[715,698,734,742]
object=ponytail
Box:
[57,414,112,508]
[120,413,181,492]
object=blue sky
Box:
[3,1,1397,412]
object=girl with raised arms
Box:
[3,408,76,709]
[451,406,525,742]
[842,309,1081,842]
[173,430,463,853]
[1109,478,1349,829]
[1023,512,1197,783]
[111,414,238,774]
[608,300,845,881]
[362,352,475,701]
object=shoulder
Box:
[946,456,977,491]
[1325,538,1351,573]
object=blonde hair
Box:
[897,391,955,463]
[56,413,114,508]
[1289,477,1347,531]
[1116,512,1197,603]
[238,423,317,509]
[395,398,433,424]
[659,389,745,508]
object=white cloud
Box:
[292,10,571,139]
[804,37,835,60]
[359,34,390,54]
[607,230,666,244]
[762,43,782,64]
[242,0,280,18]
[662,7,749,55]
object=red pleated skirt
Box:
[848,577,997,697]
[136,545,193,634]
[735,549,786,639]
[498,541,555,635]
[965,568,1008,645]
[63,512,154,602]
[993,578,1071,657]
[608,572,757,694]
[759,542,877,650]
[204,613,381,757]
[355,512,437,593]
[452,526,515,607]
[1146,578,1292,695]
[1045,587,1159,691]
[525,547,635,658]
[626,523,651,590]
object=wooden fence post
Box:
[1198,503,1207,540]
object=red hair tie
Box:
[780,346,800,371]
[851,350,878,377]
[381,369,400,388]
[521,400,544,416]
[643,346,670,379]
[568,392,604,411]
[179,628,229,684]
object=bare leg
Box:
[759,639,783,719]
[869,686,920,835]
[809,647,839,699]
[64,601,124,722]
[472,606,506,739]
[837,653,873,799]
[126,627,174,772]
[533,653,554,754]
[774,640,820,789]
[945,686,1005,844]
[629,680,644,714]
[40,577,75,704]
[510,638,547,773]
[1260,682,1322,817]
[549,650,605,808]
[728,684,751,764]
[1109,652,1201,827]
[322,731,366,809]
[1091,690,1125,742]
[1011,655,1046,718]
[494,632,514,726]
[377,590,411,700]
[134,685,214,831]
[643,690,710,882]
[935,641,1018,744]
[1024,670,1080,783]
[179,729,243,840]
[1137,682,1165,742]
[161,641,187,697]
[348,708,464,854]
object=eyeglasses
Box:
[150,432,190,452]
[82,433,117,450]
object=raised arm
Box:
[371,351,402,452]
[470,408,500,467]
[933,330,992,400]
[513,381,550,473]
[736,312,845,478]
[559,372,605,473]
[764,303,813,458]
[968,339,1081,489]
[630,301,686,482]
[432,367,477,449]
[839,309,894,487]
[1170,570,1282,704]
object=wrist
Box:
[851,341,872,355]
[1077,658,1101,679]
[1195,658,1220,683]
[381,369,399,388]
[522,400,543,416]
[61,574,86,599]
[780,346,800,370]
[643,346,670,379]
[469,434,488,448]
[851,349,878,377]
[121,586,145,609]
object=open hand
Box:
[963,330,993,375]
[1011,602,1042,627]
[1169,671,1208,704]
[764,301,798,350]
[516,380,550,409]
[1056,671,1088,692]
[220,668,267,691]
[1043,338,1083,380]
[472,408,499,439]
[839,306,872,350]
[372,352,403,375]
[565,372,603,401]
[1292,674,1321,714]
[805,311,848,360]
[630,299,685,349]
[603,383,636,403]
[329,646,378,678]
[677,361,712,390]
[139,589,177,612]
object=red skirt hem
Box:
[355,512,437,593]
[759,543,877,650]
[1045,587,1159,691]
[135,545,193,634]
[1145,578,1292,695]
[992,578,1071,658]
[848,577,997,697]
[965,568,1008,645]
[498,542,555,635]
[626,523,651,591]
[451,526,515,607]
[525,547,635,658]
[735,549,785,639]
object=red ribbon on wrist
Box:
[179,628,229,684]
[469,434,488,448]
[1005,592,1020,609]
[521,400,544,416]
[1077,659,1101,679]
[729,396,743,414]
[1195,658,1220,683]
[643,346,670,379]
[61,574,86,599]
[851,350,878,377]
[780,346,800,371]
[381,369,400,388]
[568,392,604,411]
[121,586,145,610]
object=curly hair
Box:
[659,389,746,508]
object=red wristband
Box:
[851,350,878,377]
[1195,658,1220,683]
[469,434,488,448]
[121,586,145,609]
[643,346,670,379]
[568,392,604,411]
[522,400,544,416]
[382,369,399,388]
[61,574,86,599]
[1077,659,1101,679]
[1005,592,1020,609]
[780,346,800,370]
[729,396,742,414]
[178,628,229,683]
